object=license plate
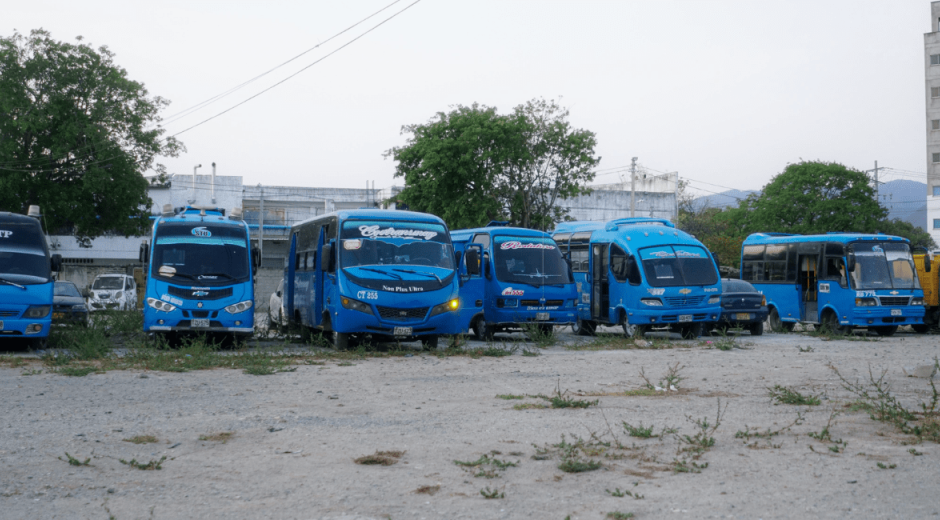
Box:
[535,312,549,321]
[890,309,902,316]
[735,313,751,320]
[192,319,210,328]
[53,313,65,320]
[393,326,412,336]
[678,314,693,322]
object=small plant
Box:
[496,394,525,400]
[607,488,644,499]
[57,366,98,377]
[797,345,814,353]
[199,432,234,444]
[735,412,804,448]
[558,458,602,473]
[622,422,655,439]
[639,362,684,391]
[546,386,598,409]
[454,454,517,478]
[20,368,42,376]
[768,385,821,406]
[119,456,166,470]
[876,462,897,469]
[606,512,635,519]
[59,452,91,466]
[909,448,923,456]
[480,487,504,499]
[521,347,541,357]
[123,435,159,444]
[513,403,548,410]
[522,323,557,348]
[414,485,440,495]
[355,450,405,466]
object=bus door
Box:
[313,228,325,327]
[459,243,485,331]
[591,243,610,322]
[797,245,819,322]
[286,232,297,321]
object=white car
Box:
[87,274,137,311]
[268,279,285,330]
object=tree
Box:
[386,99,599,230]
[875,218,937,250]
[0,29,183,240]
[724,161,886,236]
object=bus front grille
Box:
[663,296,706,308]
[0,310,20,317]
[168,286,234,300]
[520,300,564,306]
[879,297,910,306]
[377,306,429,321]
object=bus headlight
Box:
[707,296,720,304]
[640,298,663,306]
[147,298,176,312]
[341,297,373,315]
[430,298,460,317]
[24,305,51,318]
[224,300,253,314]
[855,298,877,307]
[911,297,924,306]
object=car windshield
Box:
[339,220,454,270]
[152,222,250,285]
[92,277,125,290]
[849,242,919,290]
[55,282,81,297]
[639,245,718,287]
[493,236,571,286]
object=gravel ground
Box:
[1,327,939,520]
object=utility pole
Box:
[258,184,264,263]
[873,160,879,204]
[630,157,638,218]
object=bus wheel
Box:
[622,320,646,338]
[333,331,350,351]
[768,308,794,333]
[680,323,702,339]
[29,337,48,350]
[912,324,930,334]
[871,325,898,337]
[473,319,494,342]
[820,311,850,335]
[749,321,764,336]
[572,318,596,336]
[420,335,439,351]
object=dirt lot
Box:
[1,326,939,520]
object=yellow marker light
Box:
[449,299,459,310]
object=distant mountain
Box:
[690,179,928,230]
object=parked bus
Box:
[451,224,578,340]
[552,218,721,339]
[740,232,925,335]
[0,206,62,347]
[912,250,938,333]
[284,209,461,350]
[140,205,258,342]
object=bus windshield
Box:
[151,223,250,285]
[493,236,571,286]
[639,245,718,287]
[0,220,51,283]
[340,220,454,270]
[849,242,919,290]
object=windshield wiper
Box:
[358,267,403,280]
[0,277,26,289]
[394,269,441,283]
[164,272,198,281]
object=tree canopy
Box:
[0,29,183,240]
[385,99,599,230]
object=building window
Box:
[933,153,940,163]
[934,186,940,196]
[933,87,940,98]
[933,120,940,130]
[932,54,940,65]
[935,219,940,229]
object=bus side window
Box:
[296,253,302,270]
[628,256,642,285]
[610,244,628,282]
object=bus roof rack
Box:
[486,221,510,227]
[604,217,674,232]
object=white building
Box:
[924,1,940,246]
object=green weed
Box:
[56,366,98,377]
[123,435,158,444]
[119,456,166,470]
[876,462,897,469]
[639,362,685,391]
[607,488,644,499]
[454,454,517,478]
[622,422,656,439]
[480,487,504,499]
[606,513,635,520]
[355,450,405,465]
[768,385,821,406]
[199,432,234,443]
[496,394,525,400]
[59,452,91,466]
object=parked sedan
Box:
[53,281,90,326]
[710,278,768,335]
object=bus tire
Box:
[572,318,596,336]
[29,337,48,350]
[749,321,764,336]
[420,335,439,350]
[333,331,350,351]
[622,319,646,338]
[912,324,930,334]
[871,325,898,337]
[680,323,702,339]
[820,310,850,335]
[473,319,494,342]
[768,307,794,333]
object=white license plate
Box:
[678,315,693,322]
[192,318,210,328]
[393,326,412,336]
[535,312,549,321]
[735,313,751,320]
[890,309,902,316]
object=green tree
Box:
[386,99,599,230]
[875,218,937,250]
[0,29,183,240]
[724,161,886,236]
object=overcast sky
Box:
[4,0,933,197]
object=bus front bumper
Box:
[627,307,721,325]
[0,318,51,338]
[848,307,925,326]
[489,308,577,327]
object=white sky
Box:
[4,0,933,197]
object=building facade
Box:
[925,1,940,246]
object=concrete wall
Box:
[562,190,677,223]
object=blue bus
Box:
[140,206,258,341]
[552,218,721,339]
[740,232,925,336]
[451,225,578,340]
[0,206,62,348]
[284,209,461,350]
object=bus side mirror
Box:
[322,243,336,273]
[846,254,856,273]
[712,252,721,267]
[465,249,480,276]
[252,247,261,269]
[914,248,932,273]
[139,242,149,264]
[51,254,62,272]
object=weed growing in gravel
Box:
[735,413,804,449]
[831,361,940,443]
[414,485,440,495]
[123,435,158,444]
[21,368,42,376]
[521,346,541,357]
[496,394,525,400]
[622,422,655,439]
[454,454,517,478]
[513,402,548,410]
[119,456,166,470]
[480,487,504,499]
[0,355,28,368]
[56,366,98,377]
[199,432,234,444]
[639,362,685,391]
[768,385,821,406]
[876,462,897,469]
[909,448,924,456]
[522,324,557,348]
[569,334,679,351]
[797,345,815,353]
[707,327,743,351]
[355,450,405,465]
[606,488,644,499]
[59,452,91,466]
[672,398,726,472]
[553,434,604,473]
[606,512,635,519]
